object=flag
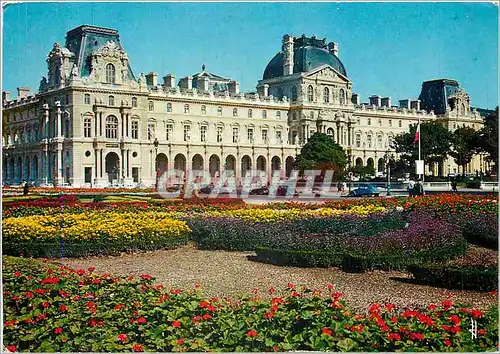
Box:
[414,123,420,143]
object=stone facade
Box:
[2,26,488,188]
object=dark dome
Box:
[263,46,347,80]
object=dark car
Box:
[249,186,269,195]
[345,185,380,197]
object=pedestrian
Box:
[337,181,342,192]
[23,181,29,196]
[415,179,424,196]
[407,178,415,197]
[342,181,347,192]
[451,179,458,192]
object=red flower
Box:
[444,339,452,347]
[471,309,483,319]
[140,274,152,280]
[172,320,181,328]
[6,345,16,352]
[87,301,95,308]
[11,295,20,301]
[268,287,276,295]
[321,328,332,336]
[59,304,67,312]
[327,284,334,291]
[177,338,184,345]
[388,333,401,341]
[41,301,50,308]
[171,288,182,295]
[390,316,398,323]
[54,327,63,335]
[136,317,147,324]
[114,304,125,310]
[58,290,68,298]
[385,303,395,312]
[291,291,299,297]
[117,333,128,342]
[199,300,210,308]
[287,282,295,289]
[71,295,80,301]
[14,271,21,277]
[92,278,101,285]
[35,289,45,295]
[88,266,95,272]
[442,300,453,308]
[77,269,85,275]
[132,344,144,352]
[246,329,258,337]
[427,304,437,311]
[41,277,61,285]
[192,316,203,323]
[449,315,461,325]
[202,313,212,320]
[478,329,486,335]
[381,325,390,332]
[409,332,424,341]
[4,320,16,327]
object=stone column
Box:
[100,112,104,137]
[126,114,129,137]
[336,124,340,144]
[56,102,62,138]
[127,149,132,178]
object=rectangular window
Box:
[200,125,207,142]
[147,123,155,140]
[247,128,254,142]
[84,94,90,105]
[84,167,92,184]
[276,130,282,143]
[84,119,91,138]
[262,110,267,119]
[262,129,268,143]
[248,109,253,118]
[217,126,223,143]
[184,104,190,114]
[217,106,223,116]
[132,97,137,107]
[148,101,154,111]
[389,119,392,127]
[276,111,281,119]
[201,105,206,115]
[232,128,239,143]
[131,121,139,139]
[166,124,173,141]
[184,125,191,142]
[132,167,139,183]
[398,120,402,128]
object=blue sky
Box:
[2,2,498,109]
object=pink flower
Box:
[117,333,128,342]
[54,327,63,335]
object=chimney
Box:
[17,87,30,98]
[399,99,411,109]
[179,77,193,90]
[282,34,294,76]
[145,72,158,87]
[381,97,391,108]
[328,42,339,56]
[410,100,421,111]
[2,91,10,102]
[351,93,360,105]
[228,81,240,95]
[369,95,381,107]
[257,84,269,97]
[163,74,176,88]
[198,76,210,91]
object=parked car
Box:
[249,186,269,195]
[345,184,380,197]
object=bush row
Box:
[3,256,498,352]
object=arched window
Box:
[148,101,154,112]
[105,116,118,139]
[233,108,238,117]
[339,89,346,105]
[307,85,314,102]
[106,63,116,84]
[166,103,172,112]
[367,118,371,125]
[326,127,334,139]
[109,95,114,106]
[132,97,137,107]
[377,135,383,148]
[323,87,330,103]
[367,134,372,148]
[291,85,298,102]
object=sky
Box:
[2,2,498,109]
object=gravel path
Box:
[56,244,497,313]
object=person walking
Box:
[451,179,458,192]
[414,179,424,196]
[23,181,29,196]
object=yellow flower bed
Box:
[207,205,386,222]
[2,211,190,242]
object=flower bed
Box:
[3,256,498,352]
[2,212,190,258]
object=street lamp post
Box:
[153,138,159,191]
[385,150,393,197]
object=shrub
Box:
[3,256,498,352]
[460,213,498,250]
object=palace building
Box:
[2,25,488,187]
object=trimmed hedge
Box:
[2,236,189,258]
[460,213,498,250]
[407,263,498,291]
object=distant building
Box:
[2,25,489,187]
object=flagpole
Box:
[418,116,423,182]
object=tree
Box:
[392,121,452,173]
[450,126,477,175]
[294,133,347,178]
[475,107,498,173]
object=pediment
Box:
[303,64,350,83]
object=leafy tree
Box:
[475,107,498,173]
[294,133,347,178]
[450,126,477,175]
[392,121,452,170]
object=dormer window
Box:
[106,63,116,84]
